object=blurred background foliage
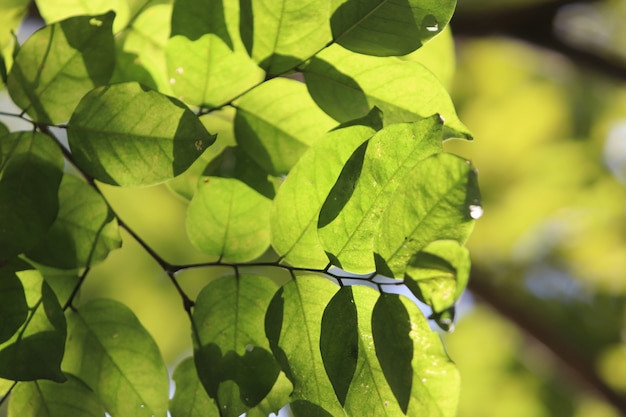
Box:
[1,0,626,416]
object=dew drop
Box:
[89,18,103,27]
[469,204,483,219]
[245,344,254,352]
[422,15,439,33]
[426,23,439,32]
[176,66,184,74]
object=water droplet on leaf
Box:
[469,204,483,219]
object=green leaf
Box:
[374,153,479,278]
[331,0,455,56]
[166,34,264,108]
[234,77,337,176]
[320,287,358,405]
[8,374,106,417]
[318,117,443,273]
[0,131,63,260]
[170,357,220,417]
[67,82,216,187]
[404,240,470,314]
[0,263,28,343]
[26,174,121,269]
[372,293,460,416]
[186,177,271,262]
[0,259,66,382]
[62,299,169,417]
[193,275,287,417]
[400,27,456,90]
[0,0,29,62]
[0,122,8,136]
[7,12,115,124]
[343,286,405,416]
[302,44,471,138]
[239,0,332,74]
[266,276,346,416]
[271,110,381,268]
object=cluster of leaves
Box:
[0,0,481,416]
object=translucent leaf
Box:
[302,44,471,139]
[234,78,337,176]
[67,82,216,187]
[26,174,121,269]
[318,117,443,273]
[271,110,381,268]
[0,263,28,343]
[187,177,271,262]
[63,299,169,417]
[374,153,479,278]
[0,259,66,382]
[239,0,332,74]
[170,357,219,417]
[0,0,29,66]
[404,240,470,316]
[320,287,358,405]
[110,2,173,93]
[193,275,287,417]
[244,372,293,417]
[166,34,264,108]
[8,374,106,417]
[7,12,115,124]
[266,276,346,416]
[0,131,63,260]
[372,293,460,416]
[330,0,455,56]
[343,286,405,415]
[35,0,147,32]
[400,27,455,90]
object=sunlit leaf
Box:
[404,239,470,318]
[0,0,29,72]
[166,34,264,108]
[193,275,287,417]
[67,82,216,186]
[26,174,121,269]
[245,372,293,417]
[0,263,28,343]
[0,131,63,260]
[234,77,337,176]
[7,12,115,124]
[318,117,443,273]
[170,357,220,417]
[372,293,460,416]
[400,27,455,90]
[0,259,66,382]
[374,153,479,278]
[320,287,358,405]
[266,276,346,416]
[187,177,271,262]
[331,0,455,56]
[302,44,471,138]
[63,299,169,417]
[239,0,332,74]
[8,374,106,417]
[271,110,382,268]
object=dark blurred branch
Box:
[468,266,626,415]
[452,0,626,81]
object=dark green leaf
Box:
[166,34,264,108]
[26,174,121,269]
[234,77,337,176]
[404,240,470,315]
[8,374,106,417]
[271,110,381,268]
[302,44,471,138]
[318,117,443,273]
[193,275,288,417]
[170,357,220,417]
[186,177,271,262]
[0,263,28,343]
[331,0,456,56]
[171,0,241,48]
[320,287,358,405]
[265,276,346,416]
[7,12,115,124]
[239,0,332,74]
[63,299,169,417]
[0,259,66,382]
[67,82,216,186]
[0,131,63,260]
[374,153,478,278]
